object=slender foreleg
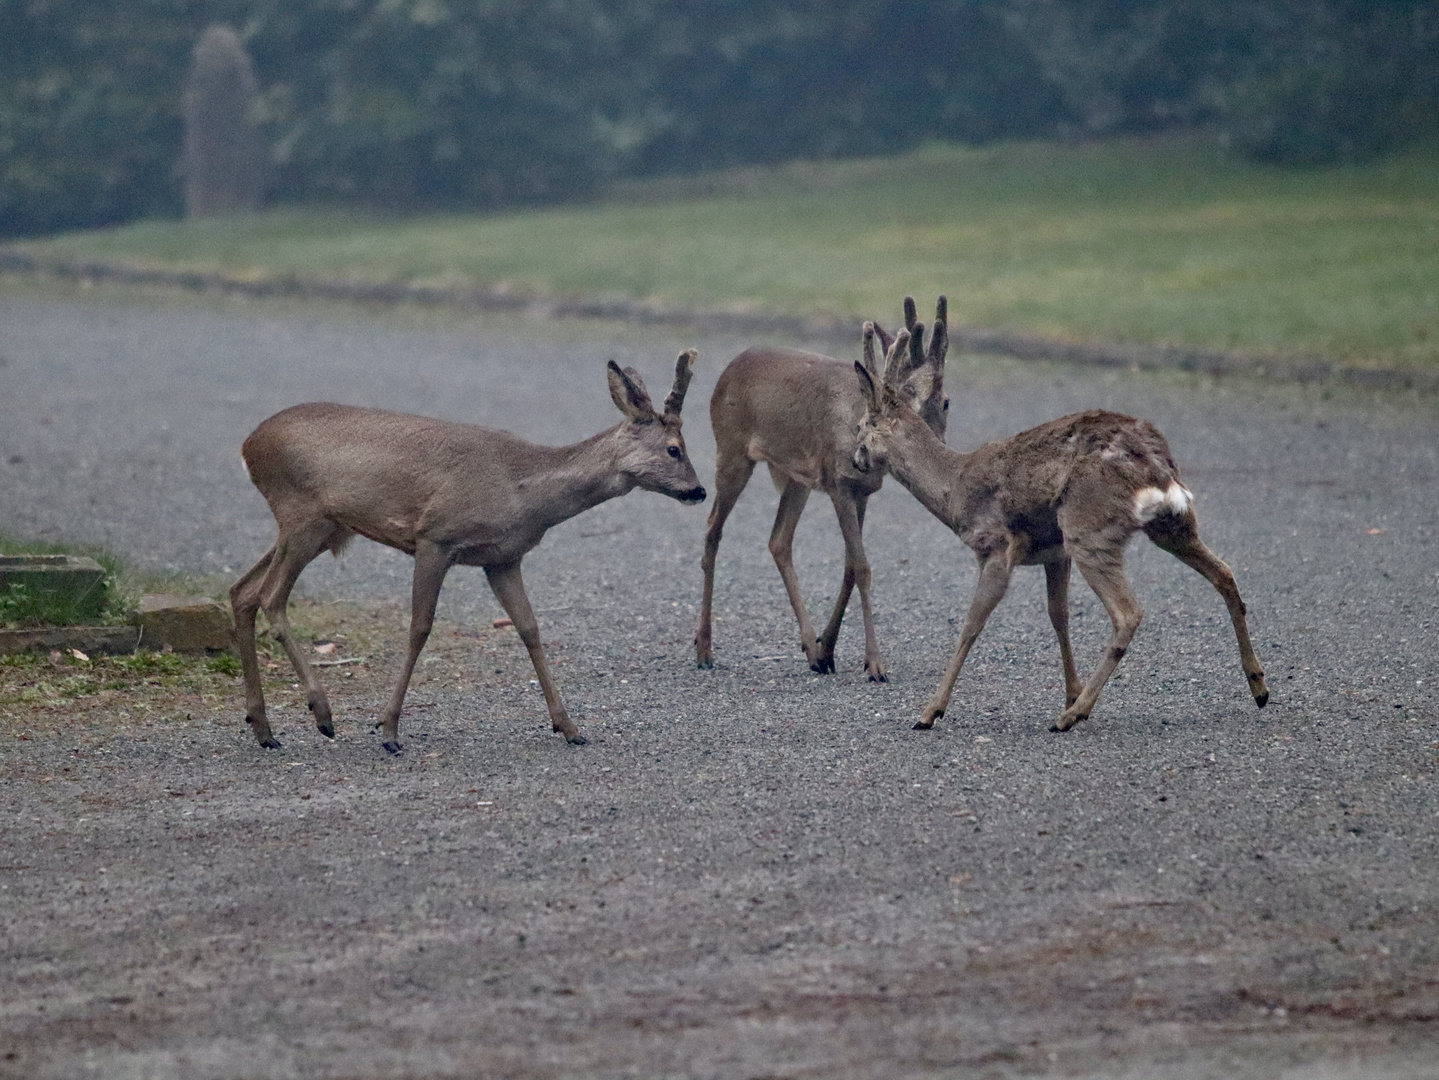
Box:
[916,553,1012,729]
[486,559,586,745]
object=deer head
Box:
[852,326,926,475]
[606,350,706,503]
[869,296,949,438]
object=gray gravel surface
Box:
[1,285,1437,1079]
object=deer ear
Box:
[607,361,655,421]
[854,360,880,412]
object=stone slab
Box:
[135,594,234,653]
[0,554,108,624]
[0,625,140,656]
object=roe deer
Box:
[232,352,706,753]
[696,298,948,679]
[852,327,1269,731]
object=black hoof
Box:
[697,659,714,670]
[259,736,282,750]
[567,733,589,746]
[317,723,335,739]
[868,671,888,683]
[811,657,836,675]
[1255,692,1269,709]
[381,740,402,755]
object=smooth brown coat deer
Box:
[696,298,949,679]
[232,352,706,753]
[852,326,1269,732]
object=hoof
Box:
[811,656,836,675]
[1051,713,1085,732]
[317,722,335,739]
[567,733,589,746]
[259,736,282,750]
[381,740,402,755]
[696,658,714,670]
[1255,692,1269,709]
[867,670,888,683]
[913,714,938,730]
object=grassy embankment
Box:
[13,135,1439,369]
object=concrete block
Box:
[135,594,234,653]
[0,555,108,624]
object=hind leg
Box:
[1149,521,1269,708]
[819,492,885,680]
[248,522,342,747]
[231,547,277,746]
[769,480,823,670]
[1043,556,1084,707]
[696,452,755,668]
[1053,545,1143,732]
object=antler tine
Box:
[872,321,895,354]
[862,322,881,378]
[906,319,927,373]
[664,349,697,418]
[928,295,948,365]
[882,328,912,387]
[903,296,918,332]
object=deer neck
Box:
[516,426,636,530]
[883,415,976,533]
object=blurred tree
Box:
[0,0,1435,237]
[183,25,264,216]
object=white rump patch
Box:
[1133,482,1192,524]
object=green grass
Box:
[16,135,1439,368]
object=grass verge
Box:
[0,531,128,629]
[10,134,1439,370]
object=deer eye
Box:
[667,445,683,459]
[943,397,950,411]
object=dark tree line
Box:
[2,0,1435,237]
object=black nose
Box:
[680,486,707,503]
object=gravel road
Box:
[1,285,1437,1079]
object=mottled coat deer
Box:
[232,353,706,753]
[852,327,1269,731]
[696,298,949,679]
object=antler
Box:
[861,321,881,379]
[928,295,948,368]
[664,349,697,419]
[882,328,912,388]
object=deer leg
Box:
[821,492,885,681]
[1053,547,1143,732]
[769,480,823,670]
[230,546,276,746]
[374,541,451,754]
[250,524,339,747]
[486,559,585,745]
[1150,528,1269,708]
[1044,557,1084,707]
[696,454,755,668]
[916,554,1012,729]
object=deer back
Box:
[711,348,874,491]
